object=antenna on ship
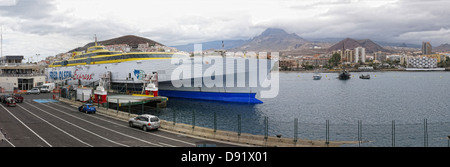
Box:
[220,40,225,56]
[94,34,98,46]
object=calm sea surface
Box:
[149,71,450,147]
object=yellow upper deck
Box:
[86,46,109,53]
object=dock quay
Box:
[58,97,357,147]
[106,94,168,108]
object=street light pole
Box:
[447,136,450,147]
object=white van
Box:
[41,83,55,93]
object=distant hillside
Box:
[328,38,390,53]
[233,28,309,52]
[307,38,421,48]
[434,43,450,52]
[172,40,248,52]
[69,35,164,52]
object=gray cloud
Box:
[2,0,450,57]
[19,18,137,39]
[139,14,262,46]
[261,0,450,45]
[0,0,138,46]
[0,0,56,19]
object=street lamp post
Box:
[447,136,450,147]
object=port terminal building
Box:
[0,55,46,93]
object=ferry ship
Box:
[46,40,278,103]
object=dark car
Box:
[12,94,24,103]
[0,95,5,103]
[78,103,96,114]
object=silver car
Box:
[27,88,41,94]
[128,114,160,131]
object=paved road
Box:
[0,93,240,147]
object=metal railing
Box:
[59,92,450,147]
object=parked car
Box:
[27,88,41,94]
[1,95,12,103]
[78,103,96,114]
[5,97,16,107]
[128,114,160,131]
[0,95,8,103]
[12,94,24,103]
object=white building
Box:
[0,56,46,92]
[358,66,374,71]
[407,56,438,68]
[354,47,366,63]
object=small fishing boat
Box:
[359,74,370,79]
[313,73,322,80]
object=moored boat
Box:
[313,73,322,80]
[338,70,351,80]
[359,74,370,79]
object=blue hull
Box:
[158,90,263,104]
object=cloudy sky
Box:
[1,0,450,61]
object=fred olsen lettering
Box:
[50,71,72,80]
[72,69,94,80]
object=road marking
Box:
[0,129,15,147]
[82,116,176,147]
[0,104,52,147]
[17,104,93,147]
[34,102,163,147]
[158,142,176,147]
[25,102,129,147]
[51,102,196,147]
[33,99,59,103]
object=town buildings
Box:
[374,51,387,63]
[332,47,367,64]
[422,41,432,55]
[354,47,366,63]
[406,56,438,68]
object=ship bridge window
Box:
[74,53,91,59]
[95,52,115,56]
[68,59,86,64]
[123,54,172,59]
[88,47,105,52]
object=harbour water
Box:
[150,71,450,147]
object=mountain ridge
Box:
[171,40,248,52]
[434,43,450,52]
[68,35,164,52]
[327,38,390,53]
[232,28,309,52]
